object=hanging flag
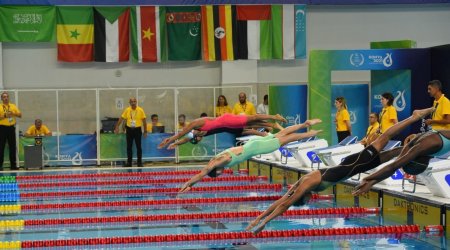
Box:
[166,6,201,61]
[0,6,55,42]
[294,5,307,59]
[94,7,130,62]
[57,6,94,62]
[234,5,272,60]
[201,5,234,62]
[130,6,166,63]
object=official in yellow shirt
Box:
[334,97,351,143]
[177,114,190,131]
[379,92,398,133]
[215,95,232,117]
[147,114,164,133]
[25,119,51,137]
[0,92,22,170]
[232,92,256,115]
[114,97,147,167]
[360,113,380,147]
[425,80,450,130]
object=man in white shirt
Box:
[257,94,269,115]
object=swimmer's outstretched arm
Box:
[178,154,230,193]
[167,137,190,150]
[248,171,322,234]
[159,119,203,148]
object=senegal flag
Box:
[57,6,94,62]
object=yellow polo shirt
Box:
[121,106,146,128]
[0,103,20,126]
[147,122,163,133]
[215,105,232,117]
[380,106,397,133]
[26,125,51,136]
[336,109,350,132]
[366,122,379,136]
[232,101,256,115]
[178,121,190,131]
[431,94,450,130]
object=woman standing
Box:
[215,95,232,117]
[334,97,351,143]
[379,92,398,133]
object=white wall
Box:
[2,4,450,89]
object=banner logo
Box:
[368,52,393,68]
[383,53,393,67]
[350,53,364,67]
[394,90,407,112]
[349,110,357,124]
[71,152,83,165]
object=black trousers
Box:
[337,130,351,143]
[0,125,17,169]
[126,126,142,165]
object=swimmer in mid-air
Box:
[178,119,323,193]
[158,113,287,149]
[246,108,435,234]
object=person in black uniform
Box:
[246,107,434,234]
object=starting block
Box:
[416,157,450,198]
[284,138,328,168]
[312,136,362,167]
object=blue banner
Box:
[331,84,369,145]
[371,70,411,123]
[269,84,307,130]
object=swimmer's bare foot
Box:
[412,107,435,120]
[274,114,287,123]
[274,122,284,131]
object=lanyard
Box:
[130,109,137,120]
[432,102,439,119]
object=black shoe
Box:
[137,163,143,167]
[124,163,132,167]
[10,167,19,171]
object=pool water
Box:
[0,167,446,249]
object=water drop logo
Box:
[393,90,406,112]
[445,174,450,186]
[349,111,357,125]
[192,145,208,157]
[350,53,364,67]
[382,53,393,67]
[390,170,403,180]
[294,114,301,125]
[71,152,83,166]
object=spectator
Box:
[147,114,164,133]
[200,113,208,118]
[215,95,232,117]
[232,92,256,116]
[178,114,190,131]
[0,92,21,171]
[257,94,269,115]
[334,97,351,143]
[24,119,51,137]
[114,97,147,167]
[425,80,450,130]
[379,92,398,133]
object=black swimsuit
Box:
[317,145,381,189]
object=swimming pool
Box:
[0,167,446,249]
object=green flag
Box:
[166,6,201,61]
[0,6,56,42]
